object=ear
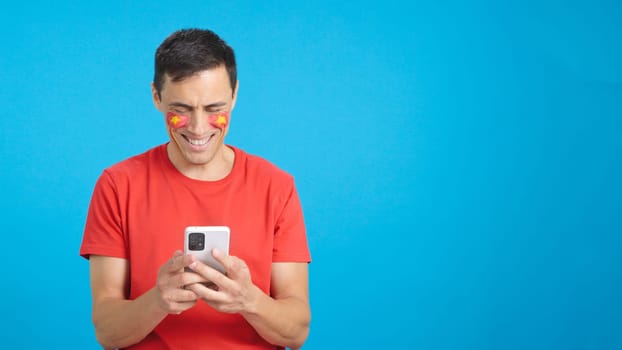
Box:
[151,82,162,111]
[230,80,239,111]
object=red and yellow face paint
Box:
[208,112,229,129]
[166,111,230,152]
[166,112,190,129]
[166,111,229,130]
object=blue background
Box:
[1,1,621,348]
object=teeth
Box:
[188,138,208,145]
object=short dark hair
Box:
[153,28,237,97]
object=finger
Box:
[212,249,242,277]
[158,288,199,314]
[167,251,195,272]
[214,252,248,280]
[176,271,209,288]
[188,260,233,290]
[212,248,231,270]
[163,250,183,271]
[170,288,200,303]
[187,282,227,303]
[171,300,198,314]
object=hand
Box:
[186,249,259,314]
[154,251,207,314]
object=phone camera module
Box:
[188,232,205,251]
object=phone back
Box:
[184,226,230,274]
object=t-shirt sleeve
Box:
[79,170,128,260]
[272,179,311,263]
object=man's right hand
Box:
[155,251,207,314]
[89,252,208,348]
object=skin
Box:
[155,66,238,181]
[89,65,311,349]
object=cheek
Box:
[166,112,189,129]
[208,112,229,129]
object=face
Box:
[152,65,238,172]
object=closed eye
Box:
[204,102,227,113]
[169,102,193,114]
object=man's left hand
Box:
[186,249,259,314]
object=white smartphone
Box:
[184,226,230,275]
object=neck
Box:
[166,143,235,181]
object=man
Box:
[80,28,311,350]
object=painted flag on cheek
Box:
[208,112,229,129]
[166,112,189,130]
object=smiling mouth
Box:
[182,133,216,148]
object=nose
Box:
[186,111,212,135]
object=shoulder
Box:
[233,146,295,185]
[100,144,165,186]
[232,146,302,215]
[105,144,163,175]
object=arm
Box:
[90,252,205,349]
[187,250,311,349]
[243,262,311,349]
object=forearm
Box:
[93,288,168,349]
[241,286,311,349]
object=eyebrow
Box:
[169,101,227,110]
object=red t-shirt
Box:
[80,144,311,349]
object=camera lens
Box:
[188,232,205,251]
